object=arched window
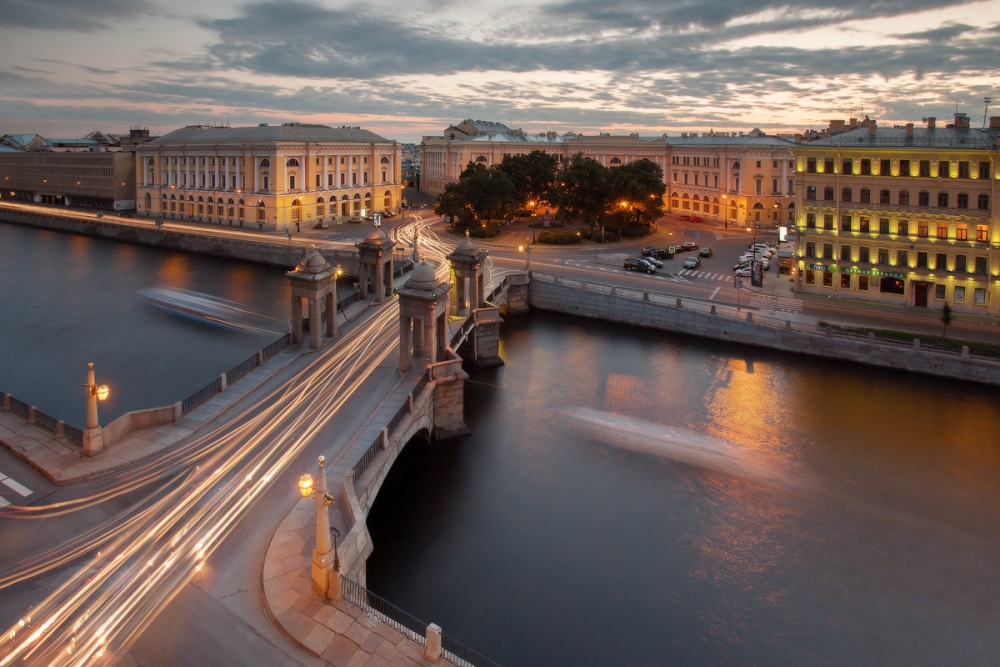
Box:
[197,196,204,202]
[291,198,302,222]
[144,192,151,211]
[353,193,361,199]
[898,190,910,205]
[216,197,223,204]
[259,158,270,168]
[257,199,266,222]
[227,198,234,205]
[609,157,622,165]
[752,202,764,209]
[286,158,300,167]
[380,156,390,164]
[879,189,890,204]
[316,197,324,217]
[731,161,741,169]
[169,194,175,200]
[342,194,349,200]
[364,191,371,199]
[384,190,392,207]
[475,155,488,163]
[147,158,154,166]
[824,187,834,201]
[842,187,852,202]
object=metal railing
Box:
[34,411,58,433]
[226,353,259,385]
[64,424,83,444]
[442,635,505,667]
[352,433,383,481]
[386,400,409,436]
[8,396,30,420]
[338,290,362,312]
[413,370,430,401]
[262,333,292,361]
[181,377,222,414]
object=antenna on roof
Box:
[984,96,992,129]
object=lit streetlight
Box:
[81,363,110,456]
[297,455,340,599]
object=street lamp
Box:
[721,194,728,229]
[298,455,340,599]
[81,363,110,456]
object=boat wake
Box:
[139,286,286,335]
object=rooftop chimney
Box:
[927,117,936,129]
[990,116,1000,129]
[954,113,970,129]
[905,123,914,137]
[868,120,877,136]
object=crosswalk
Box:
[749,294,803,313]
[678,269,731,281]
[0,470,33,507]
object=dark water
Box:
[0,222,295,426]
[366,312,1000,667]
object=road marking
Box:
[0,496,8,508]
[0,472,33,497]
[709,287,720,300]
[749,294,803,313]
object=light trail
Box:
[0,218,454,666]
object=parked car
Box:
[680,241,699,251]
[689,216,703,223]
[382,210,396,219]
[347,216,363,224]
[679,215,691,221]
[313,221,329,229]
[734,267,753,277]
[683,256,701,269]
[642,247,673,260]
[624,258,656,274]
[643,256,664,269]
[734,261,752,271]
[699,247,713,258]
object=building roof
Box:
[665,135,795,148]
[147,123,391,146]
[0,144,19,152]
[804,126,999,149]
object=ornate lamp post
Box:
[297,455,341,599]
[82,363,110,456]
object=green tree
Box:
[435,162,516,226]
[548,154,611,229]
[940,302,954,337]
[497,150,558,209]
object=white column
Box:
[323,156,328,191]
[302,154,307,192]
[253,156,259,192]
[186,157,191,190]
[282,156,287,194]
[781,158,787,195]
[215,157,220,191]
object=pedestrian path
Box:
[0,469,33,507]
[678,269,732,281]
[749,294,803,313]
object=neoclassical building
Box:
[792,115,1000,315]
[420,120,796,228]
[135,123,402,230]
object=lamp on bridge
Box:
[81,363,109,457]
[298,456,341,600]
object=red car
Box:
[679,215,691,221]
[690,216,703,223]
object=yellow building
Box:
[135,123,402,230]
[792,115,1000,315]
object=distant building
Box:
[135,123,402,230]
[792,114,1000,315]
[0,128,154,210]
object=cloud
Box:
[0,0,156,31]
[896,22,975,41]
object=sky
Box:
[0,0,998,143]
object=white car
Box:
[734,267,753,277]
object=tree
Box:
[548,154,611,229]
[435,161,516,226]
[607,158,667,237]
[497,150,558,209]
[940,302,954,337]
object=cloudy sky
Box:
[1,0,998,142]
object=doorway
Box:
[914,282,928,307]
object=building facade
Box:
[0,150,135,210]
[792,115,1000,315]
[135,123,402,230]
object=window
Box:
[773,160,778,168]
[286,158,300,167]
[289,175,295,189]
[352,173,357,185]
[841,216,851,232]
[859,217,870,233]
[978,194,989,210]
[841,273,851,288]
[937,224,948,239]
[859,246,870,263]
[936,253,947,270]
[898,190,909,205]
[917,252,928,268]
[824,158,835,173]
[772,178,778,194]
[977,225,988,241]
[939,160,950,178]
[806,242,816,257]
[340,157,346,165]
[955,193,969,209]
[788,178,794,194]
[684,173,689,184]
[954,285,966,302]
[263,174,269,190]
[842,187,852,202]
[860,188,871,203]
[958,161,970,179]
[824,186,835,201]
[859,275,869,291]
[328,174,333,187]
[316,174,321,188]
[755,179,762,195]
[880,189,890,204]
[352,156,358,164]
[935,284,946,300]
[341,173,346,186]
[363,172,368,184]
[694,174,699,186]
[956,223,967,240]
[878,248,889,264]
[843,159,853,174]
[974,288,986,305]
[919,160,931,177]
[807,186,816,200]
[824,214,835,230]
[918,221,928,237]
[756,160,762,168]
[975,256,988,275]
[955,255,967,272]
[672,156,678,165]
[879,218,890,234]
[806,214,816,229]
[820,271,833,286]
[805,269,816,284]
[823,243,834,260]
[861,159,871,175]
[980,163,991,180]
[918,191,929,206]
[880,278,905,294]
[840,245,852,261]
[207,204,213,215]
[937,192,949,208]
[896,250,908,267]
[880,159,891,175]
[897,220,908,236]
[899,160,910,176]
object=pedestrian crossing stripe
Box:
[0,471,33,505]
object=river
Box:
[367,311,1000,667]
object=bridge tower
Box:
[447,233,504,367]
[286,246,338,349]
[396,261,451,374]
[356,228,394,303]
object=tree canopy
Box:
[434,161,516,226]
[497,150,558,209]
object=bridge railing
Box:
[352,433,383,482]
[0,390,78,442]
[226,353,259,386]
[351,369,432,481]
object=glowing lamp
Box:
[518,245,524,252]
[298,474,314,498]
[96,385,110,401]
